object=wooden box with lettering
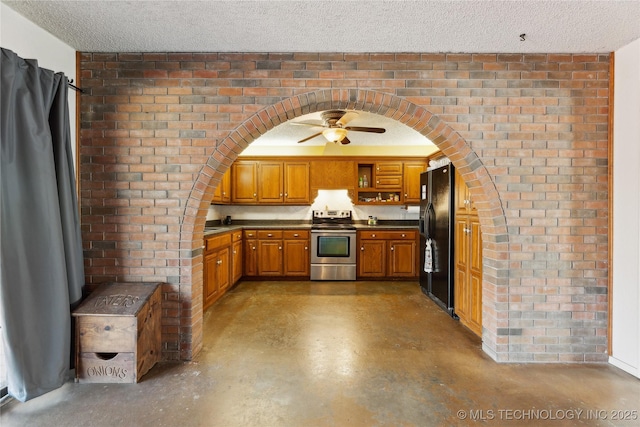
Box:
[72,282,162,383]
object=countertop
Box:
[203,221,418,236]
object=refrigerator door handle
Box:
[426,202,436,239]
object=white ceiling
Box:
[3,0,640,54]
[4,0,639,148]
[256,111,430,147]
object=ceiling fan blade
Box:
[297,131,324,143]
[291,121,326,128]
[344,126,386,134]
[340,136,351,145]
[336,111,359,127]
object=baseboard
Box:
[608,356,640,379]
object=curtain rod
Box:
[68,79,84,93]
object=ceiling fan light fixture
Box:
[322,128,348,143]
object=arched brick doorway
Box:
[184,89,509,361]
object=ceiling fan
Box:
[293,110,386,145]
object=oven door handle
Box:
[311,229,357,234]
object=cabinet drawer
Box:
[375,175,402,189]
[376,162,403,175]
[283,230,309,239]
[243,230,257,239]
[232,230,243,242]
[257,230,283,239]
[359,230,416,240]
[206,233,232,251]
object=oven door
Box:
[310,229,356,264]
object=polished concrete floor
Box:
[1,281,639,427]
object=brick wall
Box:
[79,52,609,362]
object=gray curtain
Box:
[1,48,84,401]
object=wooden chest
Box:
[72,282,162,383]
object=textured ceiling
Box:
[4,0,638,148]
[3,0,640,54]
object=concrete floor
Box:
[1,281,639,427]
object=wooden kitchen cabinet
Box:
[283,230,310,276]
[257,230,284,276]
[356,161,404,204]
[388,238,417,277]
[231,161,259,203]
[358,238,386,277]
[284,162,310,204]
[374,161,403,190]
[212,168,231,204]
[203,233,232,310]
[403,161,427,204]
[455,169,478,217]
[243,230,258,276]
[231,230,243,285]
[258,161,284,203]
[232,160,310,204]
[245,229,310,278]
[357,230,418,279]
[229,157,428,206]
[454,169,482,337]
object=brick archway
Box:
[184,89,509,361]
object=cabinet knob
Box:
[217,259,222,265]
[361,246,365,251]
[252,246,256,250]
[280,193,283,197]
[253,193,257,197]
[305,246,308,250]
[268,233,273,237]
[279,246,282,250]
[372,234,376,238]
[293,233,299,237]
[391,246,394,251]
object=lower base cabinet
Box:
[253,229,309,277]
[204,233,232,310]
[203,230,246,311]
[257,230,284,276]
[243,230,258,276]
[283,230,310,276]
[231,230,243,284]
[357,230,417,279]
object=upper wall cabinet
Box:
[211,168,231,204]
[223,156,431,206]
[231,160,259,203]
[356,160,427,205]
[231,160,310,205]
[403,161,428,204]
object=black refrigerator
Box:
[419,163,456,317]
